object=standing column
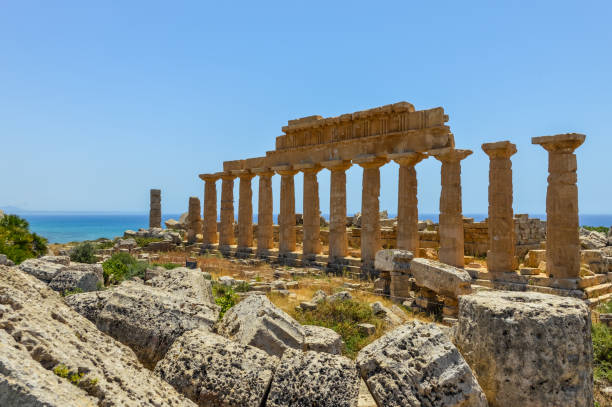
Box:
[390,152,427,255]
[432,149,472,268]
[253,168,274,253]
[354,155,389,267]
[187,197,202,244]
[532,133,585,279]
[322,160,352,260]
[274,166,298,253]
[199,174,220,245]
[296,163,322,257]
[482,141,517,273]
[236,171,255,250]
[219,172,236,247]
[149,189,161,228]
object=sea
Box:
[10,212,612,244]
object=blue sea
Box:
[10,212,612,244]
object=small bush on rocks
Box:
[0,214,47,264]
[70,242,98,264]
[160,262,181,270]
[102,253,147,285]
[212,283,238,319]
[594,301,612,383]
[134,236,163,247]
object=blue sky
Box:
[1,1,610,215]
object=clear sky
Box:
[1,1,610,216]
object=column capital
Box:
[353,154,389,169]
[232,169,255,180]
[218,171,236,181]
[272,164,298,176]
[252,167,275,177]
[321,159,352,171]
[389,151,427,167]
[532,133,585,153]
[198,173,221,182]
[482,141,517,159]
[431,148,473,163]
[294,162,323,174]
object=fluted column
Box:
[354,155,389,267]
[532,133,585,279]
[253,168,274,253]
[235,170,255,250]
[219,172,236,247]
[482,141,517,273]
[390,152,427,255]
[199,174,220,245]
[186,197,202,244]
[322,160,352,260]
[432,148,472,268]
[149,189,161,228]
[296,163,322,257]
[274,165,298,254]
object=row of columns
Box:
[199,149,473,269]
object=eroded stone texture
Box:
[237,171,255,249]
[19,258,66,283]
[454,291,593,407]
[145,266,215,304]
[267,349,360,407]
[48,263,104,294]
[186,196,202,244]
[219,173,236,246]
[432,149,472,268]
[150,188,161,229]
[356,321,487,407]
[303,325,343,355]
[482,141,517,273]
[323,160,352,259]
[299,164,322,256]
[255,169,274,252]
[532,133,585,279]
[410,258,472,298]
[155,329,277,407]
[199,174,219,245]
[276,166,298,253]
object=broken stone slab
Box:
[374,249,413,272]
[39,255,71,265]
[0,266,196,406]
[266,349,360,407]
[145,266,215,304]
[303,325,343,355]
[311,289,327,303]
[454,291,593,407]
[48,263,104,294]
[155,328,277,407]
[64,289,113,322]
[579,227,607,249]
[356,321,487,407]
[328,290,352,302]
[410,258,472,297]
[357,323,376,336]
[18,258,66,283]
[370,301,403,326]
[300,301,317,311]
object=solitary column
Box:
[390,152,427,255]
[219,172,236,247]
[274,166,298,253]
[149,189,161,228]
[432,149,472,268]
[354,155,388,267]
[199,174,220,246]
[482,141,517,273]
[322,160,352,260]
[532,133,585,279]
[187,197,202,244]
[236,170,255,250]
[296,163,322,257]
[253,168,274,253]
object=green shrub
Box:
[70,242,98,264]
[134,236,163,247]
[593,322,612,382]
[95,239,116,250]
[160,262,181,270]
[212,283,238,318]
[63,287,84,297]
[0,214,47,264]
[583,225,610,235]
[102,253,147,285]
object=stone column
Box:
[390,152,427,255]
[236,170,255,250]
[186,197,202,244]
[199,174,220,245]
[274,166,298,254]
[431,148,472,268]
[532,133,585,279]
[296,163,322,257]
[253,168,274,253]
[482,141,517,273]
[149,189,161,228]
[322,160,352,260]
[219,172,236,247]
[354,155,389,268]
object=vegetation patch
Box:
[134,236,163,247]
[594,300,612,384]
[159,262,181,270]
[70,242,98,264]
[63,287,84,297]
[102,252,147,285]
[0,214,47,264]
[583,225,610,235]
[52,363,99,394]
[212,283,238,319]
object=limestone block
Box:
[155,329,277,407]
[39,255,70,265]
[303,325,343,355]
[356,321,487,407]
[145,266,215,304]
[390,271,412,300]
[454,291,593,407]
[267,349,360,407]
[64,289,113,322]
[48,263,104,293]
[374,249,413,272]
[18,258,66,283]
[410,258,472,298]
[526,249,546,268]
[579,227,607,249]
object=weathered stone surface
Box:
[370,301,403,326]
[311,289,327,304]
[357,323,376,336]
[410,258,472,297]
[0,254,14,266]
[96,281,219,367]
[374,249,413,272]
[48,263,104,293]
[579,227,607,249]
[145,266,214,304]
[39,255,71,265]
[0,266,196,406]
[155,328,277,407]
[18,258,65,283]
[114,238,137,250]
[454,291,593,407]
[328,290,352,302]
[356,321,487,407]
[64,289,113,322]
[303,325,343,355]
[267,349,360,407]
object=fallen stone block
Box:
[356,321,487,407]
[303,325,343,355]
[410,258,472,297]
[39,255,71,265]
[64,289,113,322]
[357,323,376,336]
[374,249,413,272]
[267,349,360,407]
[48,263,104,294]
[454,291,593,407]
[18,258,66,283]
[145,266,215,304]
